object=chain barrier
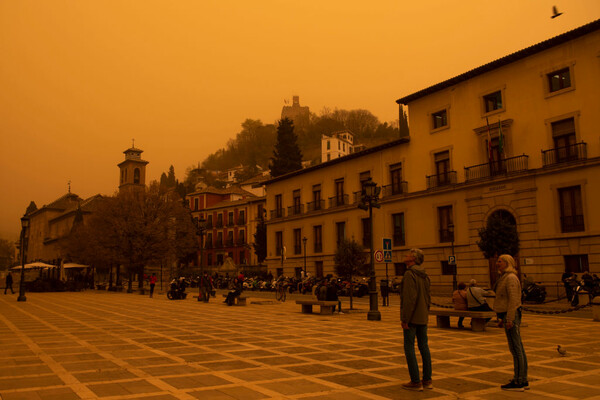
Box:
[433,301,592,314]
[522,302,592,314]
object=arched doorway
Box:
[485,209,519,286]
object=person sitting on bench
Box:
[467,279,493,322]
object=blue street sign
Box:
[384,250,392,263]
[383,238,392,251]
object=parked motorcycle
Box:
[167,278,188,300]
[521,280,546,303]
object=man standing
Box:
[4,272,14,294]
[400,248,432,391]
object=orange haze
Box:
[1,0,599,239]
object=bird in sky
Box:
[557,345,567,356]
[552,6,563,19]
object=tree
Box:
[62,184,198,292]
[334,239,368,309]
[270,118,303,177]
[477,211,520,259]
[399,105,410,138]
[253,219,267,265]
[0,238,15,270]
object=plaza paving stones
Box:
[1,291,599,399]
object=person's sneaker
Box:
[338,311,344,314]
[422,380,433,389]
[522,381,530,390]
[402,381,423,391]
[501,380,525,391]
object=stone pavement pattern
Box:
[0,291,599,400]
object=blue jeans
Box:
[403,323,432,383]
[501,308,528,384]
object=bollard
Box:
[592,296,600,322]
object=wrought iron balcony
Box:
[287,204,304,216]
[426,171,457,189]
[306,200,325,212]
[270,208,285,219]
[215,221,223,228]
[227,221,234,227]
[237,216,246,225]
[205,221,213,229]
[561,215,584,233]
[542,142,587,167]
[205,242,213,249]
[382,182,408,197]
[464,155,528,182]
[226,239,234,246]
[328,194,349,208]
[214,241,223,249]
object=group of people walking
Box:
[399,249,528,392]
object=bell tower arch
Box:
[118,140,149,193]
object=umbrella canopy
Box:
[63,263,89,269]
[25,261,56,269]
[26,262,56,269]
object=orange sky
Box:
[1,1,599,240]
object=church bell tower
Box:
[118,140,149,193]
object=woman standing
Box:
[494,254,528,391]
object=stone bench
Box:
[430,308,496,332]
[296,300,339,315]
[222,294,248,306]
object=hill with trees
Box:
[182,105,409,192]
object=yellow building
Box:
[264,20,600,291]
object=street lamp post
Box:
[302,236,307,277]
[358,178,381,321]
[448,222,457,291]
[17,215,29,302]
[197,217,206,275]
[196,216,206,302]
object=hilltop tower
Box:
[118,141,148,193]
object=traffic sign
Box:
[383,238,392,250]
[374,250,384,263]
[384,250,392,263]
[448,255,456,265]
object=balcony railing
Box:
[227,221,234,227]
[226,239,234,246]
[237,216,246,225]
[306,200,325,212]
[236,239,246,246]
[205,242,213,249]
[464,155,529,182]
[216,221,223,228]
[205,222,213,229]
[542,142,587,167]
[287,204,304,216]
[353,191,362,204]
[214,241,223,249]
[426,171,457,189]
[270,209,285,219]
[382,182,408,197]
[561,215,584,233]
[328,194,349,208]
